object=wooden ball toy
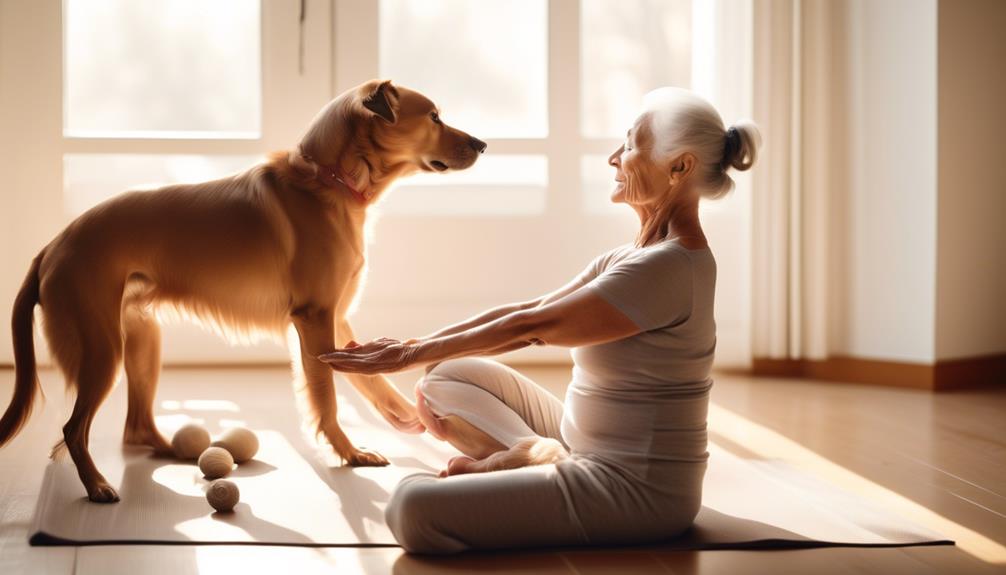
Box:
[211,427,259,463]
[206,479,240,512]
[198,446,234,479]
[172,424,211,460]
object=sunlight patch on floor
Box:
[709,402,1006,564]
[151,464,209,498]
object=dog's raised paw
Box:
[87,482,120,503]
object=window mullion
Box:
[333,0,379,94]
[261,0,334,150]
[547,0,581,217]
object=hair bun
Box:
[721,120,761,172]
[722,127,741,169]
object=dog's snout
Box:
[469,137,488,154]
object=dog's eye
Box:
[431,112,442,125]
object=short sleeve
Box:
[573,245,631,287]
[584,246,693,331]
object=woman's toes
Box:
[444,455,477,476]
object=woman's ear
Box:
[668,153,697,187]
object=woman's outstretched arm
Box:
[319,286,639,374]
[417,276,589,341]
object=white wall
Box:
[935,0,1006,361]
[836,0,938,363]
[0,0,64,367]
[831,0,1006,365]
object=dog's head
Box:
[297,80,486,199]
[359,80,487,173]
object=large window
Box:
[0,0,752,366]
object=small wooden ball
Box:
[172,424,211,460]
[198,446,234,479]
[211,427,259,463]
[206,479,240,512]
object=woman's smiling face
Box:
[607,113,665,207]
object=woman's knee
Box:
[419,357,515,403]
[423,357,495,386]
[417,358,530,455]
[419,358,485,407]
[385,475,466,554]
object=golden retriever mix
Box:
[0,79,485,502]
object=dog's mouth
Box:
[421,151,479,173]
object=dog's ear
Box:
[362,80,399,124]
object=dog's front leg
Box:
[292,306,388,466]
[336,319,423,433]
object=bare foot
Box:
[438,455,477,477]
[439,437,568,477]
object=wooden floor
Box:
[0,365,1003,574]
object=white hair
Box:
[641,87,761,199]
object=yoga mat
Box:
[29,389,951,549]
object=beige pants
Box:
[384,358,703,554]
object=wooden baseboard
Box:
[752,353,1006,391]
[934,354,1006,389]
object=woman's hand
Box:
[319,340,425,433]
[318,337,422,374]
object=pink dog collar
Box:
[300,153,369,204]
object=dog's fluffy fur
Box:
[0,80,485,502]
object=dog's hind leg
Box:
[41,277,123,501]
[62,330,123,503]
[121,305,171,455]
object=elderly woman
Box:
[321,87,760,554]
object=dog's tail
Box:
[0,252,44,448]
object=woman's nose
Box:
[608,146,623,167]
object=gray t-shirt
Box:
[561,238,715,483]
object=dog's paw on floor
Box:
[87,482,120,503]
[343,448,390,467]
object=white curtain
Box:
[751,0,846,360]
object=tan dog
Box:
[0,79,486,502]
